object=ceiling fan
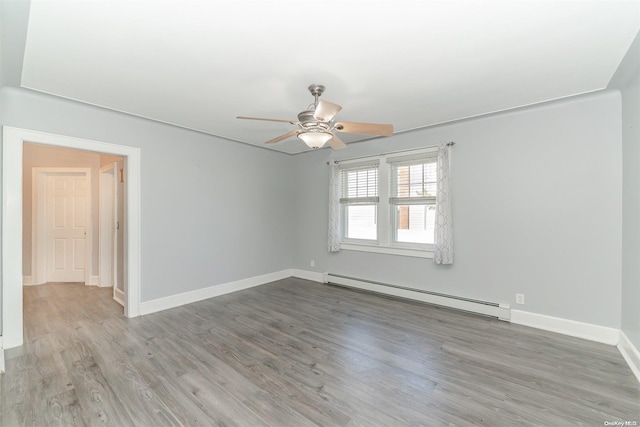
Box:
[237,84,394,150]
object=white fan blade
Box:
[313,100,342,122]
[334,121,393,136]
[326,134,347,150]
[265,130,300,145]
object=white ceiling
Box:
[20,1,640,154]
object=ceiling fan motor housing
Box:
[297,110,329,130]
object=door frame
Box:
[32,167,92,287]
[99,162,118,293]
[3,126,142,349]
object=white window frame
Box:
[339,158,381,245]
[338,147,438,259]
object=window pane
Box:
[394,161,436,198]
[342,167,378,199]
[395,204,435,244]
[345,205,377,240]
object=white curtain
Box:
[434,144,453,264]
[328,162,341,252]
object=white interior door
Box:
[99,162,123,306]
[99,165,115,286]
[46,173,89,282]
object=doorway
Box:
[2,126,141,349]
[31,168,92,286]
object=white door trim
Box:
[99,162,117,289]
[32,168,92,286]
[2,126,142,349]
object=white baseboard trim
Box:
[290,269,324,283]
[140,269,292,315]
[89,276,99,286]
[618,331,640,383]
[23,276,33,286]
[510,309,620,345]
[0,337,5,374]
[113,287,124,306]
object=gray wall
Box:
[293,91,623,328]
[610,31,640,350]
[1,86,295,302]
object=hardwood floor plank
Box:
[2,280,639,426]
[40,389,87,427]
[62,344,137,426]
[175,331,352,426]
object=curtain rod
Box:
[326,141,455,165]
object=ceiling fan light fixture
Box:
[298,131,333,149]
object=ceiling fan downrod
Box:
[308,84,325,107]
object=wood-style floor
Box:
[2,278,639,426]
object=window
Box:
[390,158,437,245]
[338,148,438,258]
[340,163,379,241]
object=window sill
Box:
[340,243,434,259]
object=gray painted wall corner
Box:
[613,31,640,351]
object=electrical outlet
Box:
[310,260,315,267]
[516,293,525,305]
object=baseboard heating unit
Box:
[324,273,510,321]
